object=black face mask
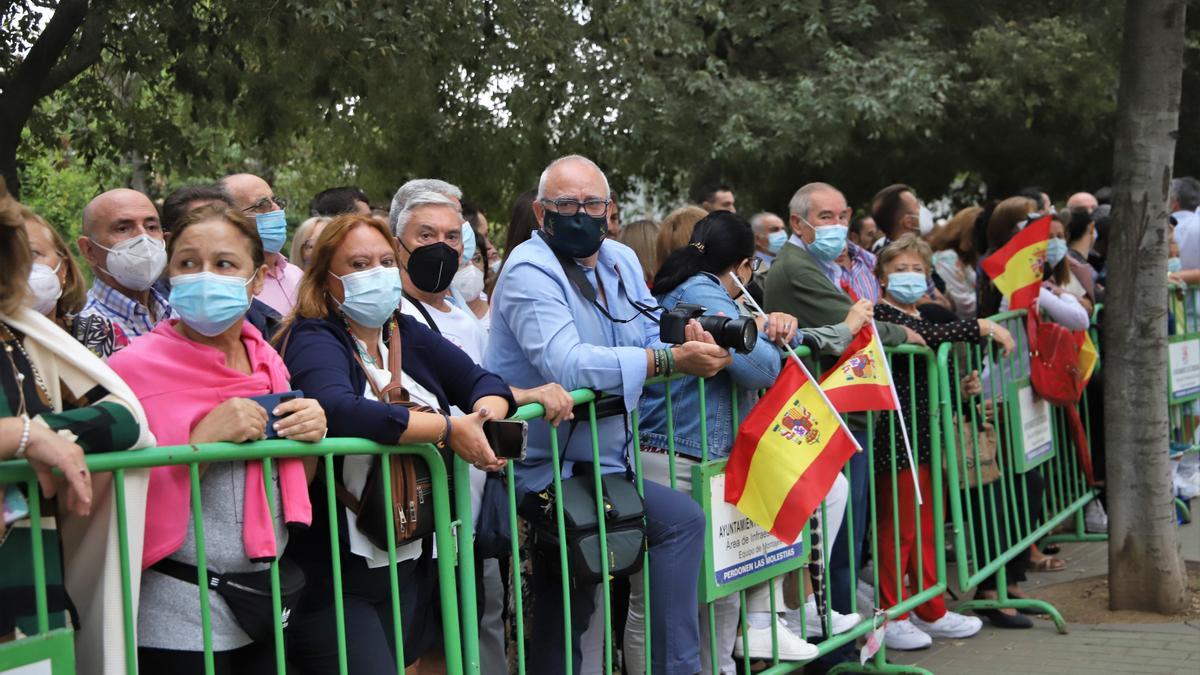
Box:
[402,241,459,293]
[542,209,607,259]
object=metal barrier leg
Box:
[955,566,1067,634]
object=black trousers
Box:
[138,641,275,675]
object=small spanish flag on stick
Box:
[980,213,1052,311]
[724,355,861,543]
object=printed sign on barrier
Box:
[1007,379,1055,473]
[693,460,808,602]
[1168,337,1200,403]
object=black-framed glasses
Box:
[540,197,611,218]
[241,196,288,214]
[747,257,763,272]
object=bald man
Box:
[221,173,303,314]
[77,188,174,337]
[1066,192,1098,214]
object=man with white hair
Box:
[486,155,731,674]
[390,178,481,307]
[1066,191,1099,214]
[750,211,787,275]
[394,189,574,675]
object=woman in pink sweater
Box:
[109,205,326,674]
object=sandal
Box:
[1029,556,1066,572]
[1041,543,1061,555]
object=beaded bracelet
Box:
[15,414,31,459]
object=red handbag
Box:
[1025,310,1096,485]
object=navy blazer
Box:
[281,312,515,444]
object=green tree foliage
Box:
[2,0,1196,226]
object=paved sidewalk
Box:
[881,516,1200,674]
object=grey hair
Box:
[787,182,841,220]
[393,191,461,238]
[389,179,463,235]
[749,211,778,234]
[1170,176,1200,212]
[536,155,611,201]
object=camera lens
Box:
[697,315,757,353]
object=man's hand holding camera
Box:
[669,319,733,378]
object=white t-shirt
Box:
[400,296,491,535]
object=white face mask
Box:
[918,205,934,236]
[26,262,63,315]
[91,234,167,291]
[489,259,501,276]
[451,264,485,301]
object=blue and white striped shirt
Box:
[80,277,174,338]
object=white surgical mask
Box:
[451,264,485,301]
[918,206,934,236]
[26,262,63,315]
[489,259,501,276]
[91,234,167,291]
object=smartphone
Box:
[248,391,304,439]
[483,419,528,460]
[3,485,29,527]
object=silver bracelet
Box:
[14,414,31,459]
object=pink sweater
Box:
[109,320,312,568]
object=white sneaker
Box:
[803,597,861,637]
[910,610,983,639]
[856,578,877,613]
[1085,500,1109,533]
[884,619,932,650]
[733,620,819,661]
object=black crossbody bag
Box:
[152,556,306,642]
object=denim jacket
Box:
[639,273,790,460]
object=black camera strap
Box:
[403,292,442,335]
[543,233,663,325]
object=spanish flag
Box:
[724,358,860,543]
[820,325,896,413]
[981,214,1052,311]
[1077,330,1098,383]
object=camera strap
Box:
[545,234,663,325]
[403,292,442,335]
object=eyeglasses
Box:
[747,257,763,272]
[241,196,288,214]
[540,197,611,218]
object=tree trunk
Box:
[1105,0,1189,613]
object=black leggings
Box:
[138,641,275,675]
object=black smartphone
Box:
[248,390,304,439]
[483,419,528,460]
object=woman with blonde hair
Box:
[291,216,330,270]
[655,205,707,272]
[20,206,128,358]
[618,218,660,286]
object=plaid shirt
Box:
[80,277,174,338]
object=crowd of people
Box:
[0,157,1194,675]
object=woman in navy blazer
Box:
[278,214,514,675]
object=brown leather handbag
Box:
[340,315,439,550]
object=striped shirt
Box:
[80,277,174,338]
[841,242,881,304]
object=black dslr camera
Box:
[658,303,757,353]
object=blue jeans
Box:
[528,479,705,674]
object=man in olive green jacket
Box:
[763,181,923,665]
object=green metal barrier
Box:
[937,309,1099,632]
[1167,285,1200,524]
[0,438,464,675]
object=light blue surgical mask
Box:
[886,271,928,305]
[803,219,848,262]
[767,230,787,255]
[1168,257,1183,274]
[169,272,253,337]
[330,265,402,328]
[1046,238,1068,267]
[461,221,476,265]
[255,210,288,254]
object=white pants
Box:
[624,452,849,674]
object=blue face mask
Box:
[806,221,848,262]
[461,221,476,265]
[1168,257,1183,274]
[331,265,402,328]
[767,230,788,254]
[255,210,288,254]
[886,271,928,305]
[169,272,253,337]
[1046,238,1068,267]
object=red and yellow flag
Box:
[820,325,897,413]
[1076,330,1098,383]
[980,214,1052,311]
[724,358,859,543]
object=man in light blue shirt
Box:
[1170,177,1200,270]
[486,155,730,675]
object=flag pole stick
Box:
[729,273,862,452]
[872,320,922,505]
